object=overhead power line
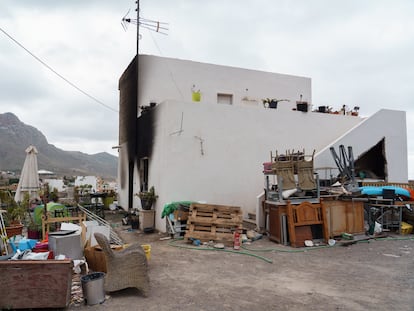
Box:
[0,27,118,113]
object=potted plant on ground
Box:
[136,186,158,210]
[26,208,42,239]
[3,201,26,238]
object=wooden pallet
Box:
[184,203,242,246]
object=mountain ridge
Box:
[0,112,118,179]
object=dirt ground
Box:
[68,210,414,311]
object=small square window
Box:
[217,93,233,105]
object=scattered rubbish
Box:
[122,217,129,225]
[304,240,314,247]
[328,239,336,246]
[160,236,172,241]
[338,235,372,246]
[401,222,413,235]
[341,233,354,240]
[282,188,298,199]
[144,227,154,234]
[246,230,263,241]
[374,222,382,234]
[233,226,242,250]
[70,273,84,306]
[11,249,50,260]
[141,244,151,261]
[214,243,225,249]
[382,253,401,258]
[189,238,201,246]
[72,259,87,274]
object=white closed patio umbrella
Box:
[14,145,40,203]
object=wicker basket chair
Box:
[94,232,150,296]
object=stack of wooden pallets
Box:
[184,203,242,246]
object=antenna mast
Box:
[136,0,139,55]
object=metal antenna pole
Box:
[136,0,140,55]
[132,0,139,212]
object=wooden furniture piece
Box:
[94,233,150,296]
[0,260,73,309]
[41,212,86,239]
[323,198,365,237]
[266,149,320,204]
[271,155,296,190]
[296,150,316,191]
[266,201,288,245]
[286,200,329,247]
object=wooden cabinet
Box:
[266,202,288,244]
[323,198,365,237]
[267,198,365,246]
[286,201,329,247]
[267,200,329,247]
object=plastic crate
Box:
[401,222,413,235]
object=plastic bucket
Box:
[81,272,105,305]
[141,244,151,261]
[192,91,201,102]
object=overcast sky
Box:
[1,1,413,177]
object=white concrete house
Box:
[44,178,65,192]
[74,176,98,193]
[117,54,408,231]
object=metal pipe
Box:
[77,204,123,245]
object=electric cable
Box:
[0,27,118,113]
[148,30,185,101]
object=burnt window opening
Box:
[355,138,387,180]
[140,158,149,192]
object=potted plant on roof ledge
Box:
[136,186,158,210]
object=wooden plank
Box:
[190,203,242,214]
[185,203,242,245]
[187,217,242,227]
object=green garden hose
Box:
[168,236,414,263]
[241,244,333,253]
[168,238,273,264]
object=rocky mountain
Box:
[0,112,118,179]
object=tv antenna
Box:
[121,9,168,35]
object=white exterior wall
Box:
[138,55,312,111]
[315,109,408,182]
[149,101,363,230]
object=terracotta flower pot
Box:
[5,223,23,238]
